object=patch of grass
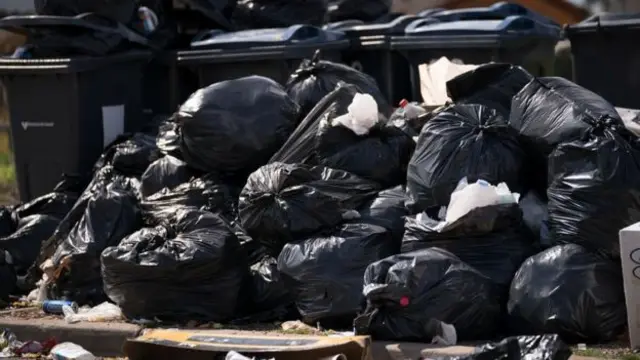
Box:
[572,346,640,360]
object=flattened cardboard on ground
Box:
[124,329,372,360]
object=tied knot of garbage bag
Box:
[174,76,299,180]
[102,208,247,322]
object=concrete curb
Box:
[0,318,141,357]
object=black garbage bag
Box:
[509,77,625,192]
[547,133,640,260]
[231,0,327,30]
[328,0,392,22]
[0,215,61,275]
[12,191,77,223]
[235,257,296,323]
[95,133,161,178]
[286,54,391,118]
[354,247,500,341]
[519,191,550,248]
[140,174,236,225]
[507,244,626,343]
[140,156,197,198]
[402,204,536,294]
[357,186,407,242]
[34,0,138,23]
[272,83,413,187]
[447,63,533,119]
[451,335,571,360]
[49,179,142,304]
[0,207,15,238]
[101,208,247,322]
[407,104,525,212]
[0,255,16,301]
[278,222,398,326]
[175,76,299,179]
[239,162,380,255]
[52,173,91,195]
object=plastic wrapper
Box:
[507,244,626,343]
[509,77,625,192]
[175,76,299,180]
[547,133,640,259]
[286,55,391,118]
[328,0,392,22]
[101,208,246,322]
[406,104,524,212]
[451,335,571,360]
[355,248,500,341]
[447,63,533,118]
[49,178,142,305]
[272,84,413,187]
[238,162,380,255]
[231,0,328,30]
[0,215,61,275]
[278,222,398,326]
[140,174,236,225]
[140,156,198,198]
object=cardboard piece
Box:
[619,222,640,349]
[124,329,372,360]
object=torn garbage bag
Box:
[238,162,380,255]
[0,215,61,275]
[49,180,142,305]
[507,244,626,343]
[278,222,398,326]
[509,77,625,192]
[231,0,328,30]
[402,185,534,292]
[355,248,500,341]
[286,54,391,118]
[94,133,161,178]
[272,84,414,187]
[140,174,236,225]
[140,156,197,198]
[328,0,392,22]
[547,133,640,259]
[175,76,299,179]
[101,208,246,322]
[446,63,533,119]
[451,335,571,360]
[406,104,524,212]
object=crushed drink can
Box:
[42,300,78,315]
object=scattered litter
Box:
[50,342,95,360]
[62,302,123,324]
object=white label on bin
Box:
[102,105,125,149]
[21,122,54,130]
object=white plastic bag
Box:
[62,302,122,324]
[444,178,519,224]
[333,93,379,136]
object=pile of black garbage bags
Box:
[0,56,635,357]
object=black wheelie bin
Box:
[566,13,640,108]
[175,25,349,105]
[0,15,152,201]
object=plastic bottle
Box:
[398,99,427,120]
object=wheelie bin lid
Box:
[322,15,424,49]
[393,15,561,50]
[425,2,559,28]
[179,25,349,64]
[566,13,640,36]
